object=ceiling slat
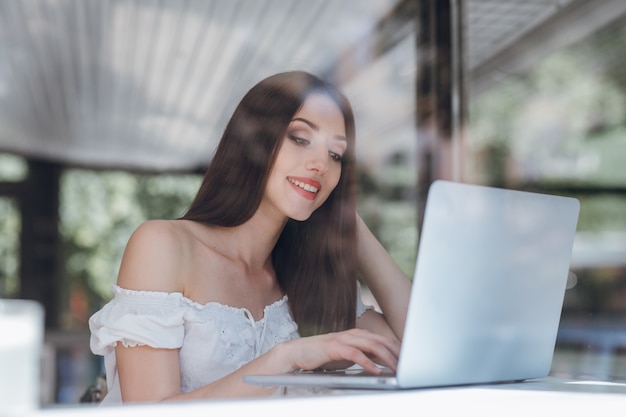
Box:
[1,0,620,171]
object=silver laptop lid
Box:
[397,180,580,387]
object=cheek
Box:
[326,166,342,192]
[334,163,343,182]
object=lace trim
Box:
[111,285,288,323]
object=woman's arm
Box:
[159,328,399,401]
[113,220,188,402]
[113,221,401,402]
[116,325,401,401]
[355,214,412,341]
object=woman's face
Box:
[262,92,347,222]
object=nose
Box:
[306,146,329,175]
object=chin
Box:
[286,206,317,222]
[284,200,325,222]
[289,213,313,222]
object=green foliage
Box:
[0,153,27,181]
[0,198,20,297]
[358,165,417,279]
[373,201,417,278]
[59,169,201,303]
[576,195,626,233]
[468,51,626,184]
[0,153,25,297]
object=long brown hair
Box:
[182,71,357,336]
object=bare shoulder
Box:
[130,219,188,246]
[116,220,193,293]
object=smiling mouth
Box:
[288,177,320,194]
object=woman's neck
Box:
[209,210,286,270]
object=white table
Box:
[36,377,626,417]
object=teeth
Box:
[289,178,319,193]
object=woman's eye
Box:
[288,134,309,146]
[329,151,344,162]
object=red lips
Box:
[288,177,321,201]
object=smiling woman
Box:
[266,93,347,219]
[88,71,412,404]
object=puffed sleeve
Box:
[89,285,187,355]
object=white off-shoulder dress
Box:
[89,285,371,404]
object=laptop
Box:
[244,180,580,390]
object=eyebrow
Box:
[291,117,347,142]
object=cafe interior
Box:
[1,0,626,409]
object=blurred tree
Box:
[59,169,201,326]
[0,197,20,297]
[0,153,27,297]
[467,22,626,318]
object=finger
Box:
[332,346,383,375]
[333,331,399,371]
[364,333,402,359]
[339,330,401,365]
[342,328,401,356]
[364,345,398,372]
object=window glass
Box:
[467,14,626,382]
[345,35,418,278]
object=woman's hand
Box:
[275,328,401,375]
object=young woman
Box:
[89,71,411,403]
